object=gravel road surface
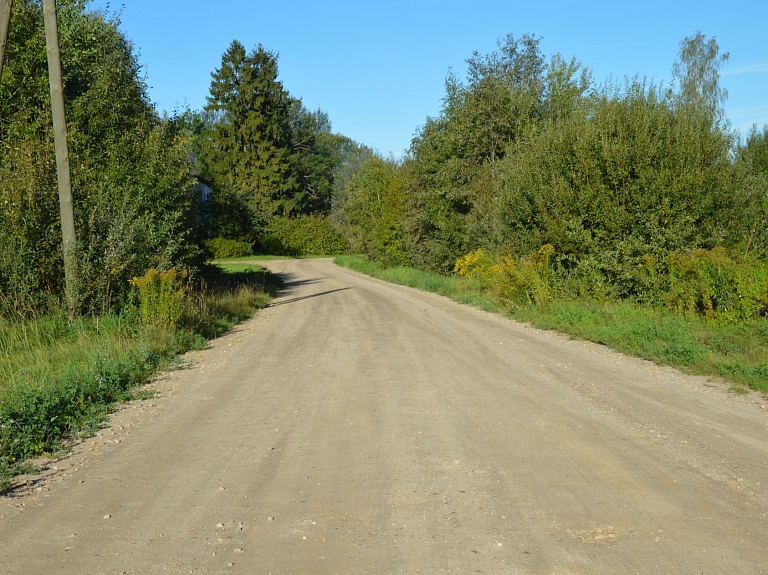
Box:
[2,258,767,574]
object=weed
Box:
[129,268,188,327]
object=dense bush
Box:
[662,249,768,320]
[342,157,411,267]
[454,246,556,310]
[259,215,348,256]
[0,1,202,317]
[454,245,768,322]
[129,268,188,327]
[463,81,751,297]
[203,237,254,259]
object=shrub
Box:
[260,215,348,256]
[129,268,188,327]
[203,237,253,259]
[665,248,768,320]
[454,245,556,310]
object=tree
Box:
[738,125,768,258]
[405,33,548,271]
[203,41,298,219]
[343,157,410,266]
[0,0,199,315]
[329,137,374,230]
[289,103,345,214]
[743,125,768,175]
[672,31,729,120]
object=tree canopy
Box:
[193,39,364,252]
[329,31,767,309]
[0,0,200,316]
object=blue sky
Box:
[89,0,768,157]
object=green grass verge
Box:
[335,255,768,397]
[334,255,497,311]
[0,264,281,489]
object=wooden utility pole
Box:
[0,0,11,82]
[42,0,78,313]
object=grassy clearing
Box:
[335,256,768,397]
[0,264,281,489]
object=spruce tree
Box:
[204,41,298,219]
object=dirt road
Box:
[2,258,768,574]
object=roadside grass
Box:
[335,255,768,397]
[334,255,497,311]
[0,264,281,489]
[188,264,282,340]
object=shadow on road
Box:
[280,276,329,288]
[269,287,351,307]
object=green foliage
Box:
[290,105,352,214]
[736,126,768,260]
[129,269,188,327]
[72,118,201,315]
[342,157,410,266]
[450,33,546,166]
[0,1,202,317]
[663,249,768,320]
[204,237,254,259]
[453,245,768,322]
[329,139,375,228]
[470,78,743,295]
[743,125,768,175]
[0,264,281,488]
[199,41,298,219]
[260,215,348,256]
[405,35,589,271]
[454,245,556,310]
